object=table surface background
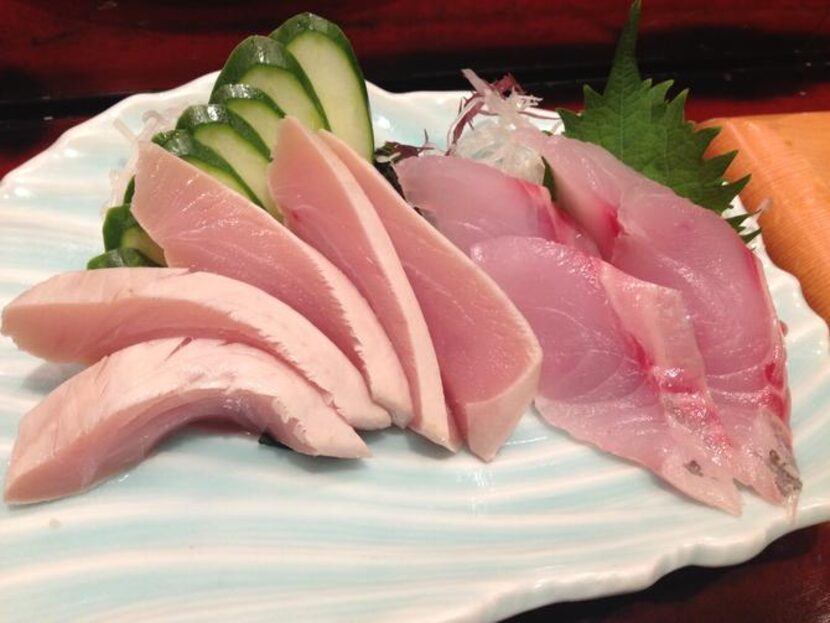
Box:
[1,1,829,621]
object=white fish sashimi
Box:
[472,237,741,514]
[395,153,598,256]
[269,118,459,451]
[1,268,391,431]
[131,142,411,420]
[4,337,369,505]
[521,131,800,506]
[321,131,542,461]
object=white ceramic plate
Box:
[1,74,829,623]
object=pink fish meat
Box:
[472,237,741,513]
[2,268,390,430]
[395,154,598,256]
[4,337,369,504]
[269,118,458,451]
[131,142,411,420]
[521,131,800,506]
[321,131,542,460]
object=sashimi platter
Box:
[2,4,830,622]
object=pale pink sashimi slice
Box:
[472,237,741,514]
[321,131,542,460]
[394,154,598,256]
[4,337,369,504]
[521,131,800,506]
[269,119,458,451]
[1,268,390,430]
[131,142,411,420]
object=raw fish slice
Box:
[395,154,598,256]
[521,131,800,506]
[131,142,411,420]
[269,118,458,451]
[472,237,741,514]
[322,131,542,460]
[600,265,736,470]
[2,268,390,431]
[5,337,369,504]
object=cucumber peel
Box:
[122,178,135,203]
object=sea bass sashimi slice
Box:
[4,337,369,504]
[1,268,390,430]
[395,153,598,256]
[521,131,800,506]
[269,118,458,451]
[321,131,542,461]
[472,237,740,514]
[131,142,411,421]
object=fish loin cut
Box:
[2,268,390,431]
[4,337,369,504]
[130,142,411,420]
[269,118,458,451]
[521,131,799,506]
[322,131,542,461]
[472,236,741,514]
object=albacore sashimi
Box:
[521,131,800,506]
[269,118,459,451]
[395,154,598,256]
[322,131,542,461]
[4,337,369,504]
[472,237,741,513]
[2,268,390,430]
[131,142,411,421]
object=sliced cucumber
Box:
[271,13,374,160]
[87,248,159,270]
[102,204,137,251]
[176,105,278,215]
[102,205,165,265]
[153,129,261,206]
[212,35,328,131]
[210,83,285,150]
[123,177,136,203]
[176,105,270,157]
[120,228,165,265]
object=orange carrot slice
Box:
[702,113,830,324]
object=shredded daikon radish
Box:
[449,69,559,185]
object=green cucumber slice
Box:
[102,204,137,251]
[153,129,261,206]
[122,178,136,203]
[102,205,165,265]
[176,105,269,156]
[272,13,374,160]
[212,35,328,131]
[210,83,285,150]
[120,228,165,265]
[87,248,159,270]
[176,105,277,215]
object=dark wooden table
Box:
[2,2,829,621]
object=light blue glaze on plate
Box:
[0,73,829,622]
